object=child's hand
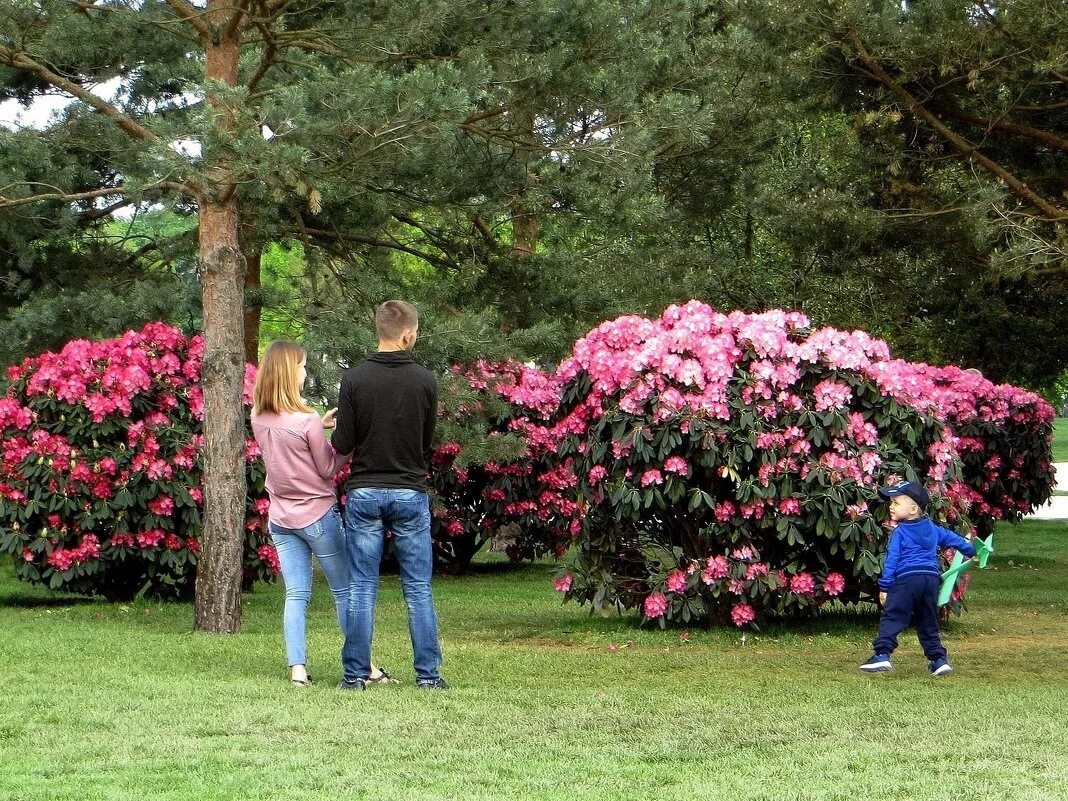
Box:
[879,591,887,606]
[322,408,337,429]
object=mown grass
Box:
[1053,418,1068,463]
[1,521,1066,801]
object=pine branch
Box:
[0,186,126,210]
[224,0,254,39]
[0,45,159,144]
[1015,100,1068,113]
[163,0,214,40]
[284,224,457,269]
[246,21,278,93]
[845,29,1068,222]
[974,2,1068,88]
[0,181,193,210]
[935,104,1068,155]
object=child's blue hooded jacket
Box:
[878,517,976,590]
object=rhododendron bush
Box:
[0,309,1052,618]
[866,362,1055,534]
[429,361,576,570]
[547,302,1054,627]
[0,323,275,599]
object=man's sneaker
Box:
[338,678,367,691]
[929,658,953,676]
[859,654,893,672]
[416,678,450,690]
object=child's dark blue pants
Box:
[872,574,946,661]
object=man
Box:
[332,300,447,691]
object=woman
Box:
[252,340,389,686]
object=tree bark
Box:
[243,246,262,364]
[512,207,540,258]
[511,104,540,258]
[193,6,249,634]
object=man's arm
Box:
[331,374,357,456]
[423,372,438,466]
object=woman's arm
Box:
[306,414,345,480]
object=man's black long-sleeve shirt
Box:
[331,351,437,491]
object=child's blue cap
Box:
[878,480,930,509]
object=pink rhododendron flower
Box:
[643,592,669,618]
[730,603,756,627]
[713,501,736,523]
[790,572,816,595]
[136,530,166,549]
[823,572,846,596]
[702,554,730,584]
[639,469,664,487]
[148,496,175,517]
[745,563,769,580]
[663,456,689,475]
[587,465,608,484]
[778,497,801,516]
[554,574,573,593]
[666,569,688,594]
[257,544,281,574]
[812,380,853,412]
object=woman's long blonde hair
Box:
[253,341,315,415]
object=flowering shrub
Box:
[0,323,275,599]
[547,302,981,627]
[864,362,1055,532]
[428,361,579,570]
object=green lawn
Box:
[2,522,1067,801]
[1054,418,1068,463]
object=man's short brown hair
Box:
[375,300,420,341]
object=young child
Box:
[859,479,976,676]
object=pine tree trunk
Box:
[193,11,248,634]
[512,208,540,258]
[511,104,540,258]
[243,246,262,364]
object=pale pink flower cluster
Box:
[812,380,853,412]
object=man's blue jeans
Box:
[341,488,442,682]
[268,507,349,667]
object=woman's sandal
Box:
[367,667,395,685]
[290,674,313,687]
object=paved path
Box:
[1028,462,1068,520]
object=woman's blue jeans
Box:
[269,507,348,667]
[341,488,442,682]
